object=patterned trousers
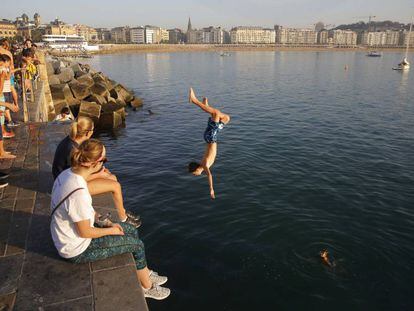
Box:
[69,222,147,269]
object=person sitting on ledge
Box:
[50,139,171,300]
[52,116,140,227]
[54,107,73,122]
[187,88,231,199]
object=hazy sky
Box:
[2,0,413,29]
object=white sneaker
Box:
[149,270,168,286]
[143,284,171,300]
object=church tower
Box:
[187,17,192,33]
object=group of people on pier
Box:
[50,117,171,300]
[0,38,39,186]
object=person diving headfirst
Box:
[188,88,231,199]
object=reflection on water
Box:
[86,52,414,311]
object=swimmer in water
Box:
[320,249,336,268]
[188,88,231,199]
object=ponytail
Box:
[69,116,94,140]
[71,139,104,169]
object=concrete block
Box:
[69,81,91,100]
[78,101,101,124]
[130,96,143,108]
[76,73,94,87]
[98,111,123,129]
[57,67,74,84]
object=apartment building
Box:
[230,26,275,44]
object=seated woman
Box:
[52,116,140,227]
[50,139,170,300]
[187,88,231,199]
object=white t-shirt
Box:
[50,169,95,258]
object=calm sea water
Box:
[86,51,414,311]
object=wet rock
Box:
[98,111,123,129]
[129,97,143,108]
[78,101,101,124]
[101,101,125,113]
[57,67,74,84]
[109,88,126,106]
[113,84,134,103]
[69,81,91,100]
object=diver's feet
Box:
[188,87,200,104]
[202,97,209,107]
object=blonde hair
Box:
[70,116,94,140]
[71,139,104,169]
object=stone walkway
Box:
[0,123,148,311]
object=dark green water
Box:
[87,51,414,311]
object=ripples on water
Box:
[87,51,414,310]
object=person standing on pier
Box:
[0,54,19,160]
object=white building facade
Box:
[230,27,275,44]
[276,27,317,45]
[332,30,357,46]
[130,27,145,44]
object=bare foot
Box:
[202,97,209,107]
[0,153,16,159]
[189,88,196,104]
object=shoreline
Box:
[90,44,414,55]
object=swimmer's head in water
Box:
[188,162,202,175]
[320,249,336,267]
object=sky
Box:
[2,0,414,30]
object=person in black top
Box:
[52,117,140,227]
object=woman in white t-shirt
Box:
[50,139,170,301]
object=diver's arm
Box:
[203,165,215,199]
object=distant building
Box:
[96,28,111,42]
[145,27,156,44]
[0,21,18,39]
[45,19,77,36]
[130,27,145,44]
[34,13,41,27]
[230,26,275,44]
[332,30,357,46]
[317,30,329,44]
[188,26,225,44]
[111,26,130,43]
[160,28,169,43]
[168,28,184,44]
[276,27,317,45]
[361,30,400,46]
[401,30,414,47]
[74,24,98,42]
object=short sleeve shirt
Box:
[50,169,95,258]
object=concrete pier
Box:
[0,57,148,310]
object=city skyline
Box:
[2,0,414,30]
